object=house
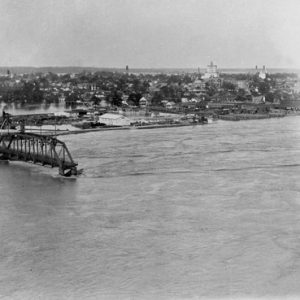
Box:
[181,97,189,103]
[139,97,148,108]
[99,99,109,108]
[240,103,270,114]
[181,101,197,109]
[161,100,168,106]
[237,80,249,91]
[292,82,300,94]
[191,79,206,93]
[58,95,65,103]
[121,99,129,106]
[166,101,176,110]
[252,95,265,104]
[98,113,131,126]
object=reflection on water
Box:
[1,117,300,299]
[0,101,72,115]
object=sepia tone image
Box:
[1,0,300,299]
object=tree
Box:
[265,92,274,103]
[151,92,163,106]
[65,92,79,105]
[258,81,270,94]
[128,93,142,106]
[236,88,247,101]
[222,81,236,91]
[205,81,218,96]
[111,91,122,106]
[90,95,100,105]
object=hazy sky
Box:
[1,0,300,68]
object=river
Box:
[1,116,300,299]
[0,102,69,115]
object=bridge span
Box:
[0,132,78,176]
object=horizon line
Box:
[1,66,300,73]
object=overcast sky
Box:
[0,0,300,68]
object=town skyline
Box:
[1,65,300,75]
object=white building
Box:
[58,95,65,103]
[165,101,176,109]
[202,61,219,79]
[258,65,267,80]
[139,97,148,108]
[98,113,131,126]
[252,95,265,104]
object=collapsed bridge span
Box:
[0,132,78,176]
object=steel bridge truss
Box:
[0,132,78,176]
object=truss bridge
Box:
[0,132,78,176]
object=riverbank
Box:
[23,122,208,136]
[11,112,294,136]
[1,107,294,137]
[218,113,286,121]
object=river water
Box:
[1,116,300,299]
[0,102,68,115]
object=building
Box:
[202,61,219,80]
[292,82,300,94]
[237,80,249,91]
[190,79,206,94]
[97,99,109,108]
[58,95,65,103]
[98,113,131,126]
[252,95,265,104]
[280,99,300,109]
[165,101,176,110]
[139,97,148,108]
[257,65,267,80]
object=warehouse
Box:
[98,113,132,126]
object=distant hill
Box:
[1,66,299,75]
[0,66,113,74]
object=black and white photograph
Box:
[1,0,300,299]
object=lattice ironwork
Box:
[0,132,78,176]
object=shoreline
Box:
[2,112,298,137]
[218,113,286,121]
[56,113,300,136]
[56,122,206,136]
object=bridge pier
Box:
[59,166,78,177]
